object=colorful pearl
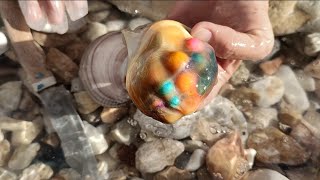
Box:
[158,80,174,95]
[175,70,198,95]
[169,95,180,107]
[191,53,204,63]
[185,38,204,52]
[164,51,189,72]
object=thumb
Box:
[191,21,274,61]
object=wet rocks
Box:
[135,139,184,173]
[46,48,79,83]
[19,163,53,180]
[226,87,259,113]
[247,127,310,165]
[184,149,206,171]
[8,143,40,170]
[0,31,8,55]
[259,56,283,75]
[243,169,289,180]
[128,17,152,30]
[154,166,193,180]
[250,76,284,107]
[105,20,127,32]
[304,56,320,79]
[206,132,250,180]
[0,139,10,166]
[230,63,250,86]
[83,22,108,42]
[32,31,76,47]
[294,70,316,91]
[100,107,128,124]
[275,65,310,112]
[74,91,100,114]
[0,81,22,115]
[246,107,278,132]
[110,118,139,145]
[0,168,17,180]
[83,121,109,155]
[304,33,320,56]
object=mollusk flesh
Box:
[80,20,218,123]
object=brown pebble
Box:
[100,107,128,124]
[259,56,283,75]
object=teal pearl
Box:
[158,80,174,95]
[169,95,180,107]
[191,53,204,63]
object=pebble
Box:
[135,139,184,173]
[0,116,42,146]
[83,22,108,42]
[304,32,320,56]
[182,140,209,153]
[63,40,88,63]
[243,169,289,180]
[294,70,316,91]
[0,139,10,166]
[247,127,310,165]
[275,65,310,112]
[105,20,127,33]
[184,149,206,171]
[88,10,110,22]
[0,81,22,115]
[285,166,320,180]
[128,17,152,30]
[80,107,102,124]
[100,107,128,124]
[0,130,3,142]
[0,168,17,180]
[196,167,212,180]
[19,163,54,180]
[74,91,100,114]
[83,121,109,155]
[246,107,278,132]
[226,87,259,113]
[46,48,79,83]
[96,152,120,175]
[0,31,8,55]
[206,132,250,180]
[154,166,193,180]
[171,115,197,140]
[250,76,284,107]
[55,168,81,180]
[110,118,139,145]
[244,148,257,169]
[71,78,85,92]
[41,133,60,148]
[32,31,76,47]
[8,143,40,170]
[230,63,250,86]
[304,56,320,79]
[259,56,283,75]
[88,0,112,12]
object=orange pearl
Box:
[175,70,198,95]
[164,51,189,73]
[180,95,201,114]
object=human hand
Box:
[168,0,274,105]
[18,0,88,34]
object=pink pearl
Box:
[185,38,204,52]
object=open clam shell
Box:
[79,32,130,107]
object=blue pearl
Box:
[191,53,204,63]
[158,80,174,95]
[169,95,180,107]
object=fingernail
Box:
[192,28,212,42]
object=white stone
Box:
[83,121,109,155]
[184,149,206,171]
[0,130,3,142]
[8,143,40,170]
[0,139,10,166]
[0,168,17,180]
[0,32,8,55]
[171,116,197,140]
[96,152,120,175]
[0,116,42,146]
[128,17,152,30]
[57,168,81,180]
[135,139,184,173]
[0,81,22,115]
[110,118,138,145]
[294,70,316,91]
[247,107,278,132]
[245,148,257,169]
[88,10,110,22]
[182,140,208,153]
[275,65,310,112]
[19,163,53,180]
[244,169,289,180]
[105,20,126,33]
[250,76,284,107]
[83,22,107,42]
[304,32,320,56]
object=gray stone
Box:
[276,65,310,112]
[230,63,250,86]
[88,10,110,22]
[19,163,53,180]
[184,149,206,171]
[83,121,109,155]
[0,139,10,166]
[56,168,81,180]
[96,152,120,178]
[250,76,284,107]
[0,168,17,180]
[8,143,40,170]
[304,56,320,79]
[128,17,152,30]
[246,107,278,133]
[135,139,184,173]
[0,31,8,55]
[294,70,316,91]
[154,166,193,180]
[71,77,85,93]
[88,0,112,12]
[105,20,127,33]
[171,115,197,140]
[0,81,22,115]
[110,118,139,145]
[182,140,208,153]
[83,22,107,42]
